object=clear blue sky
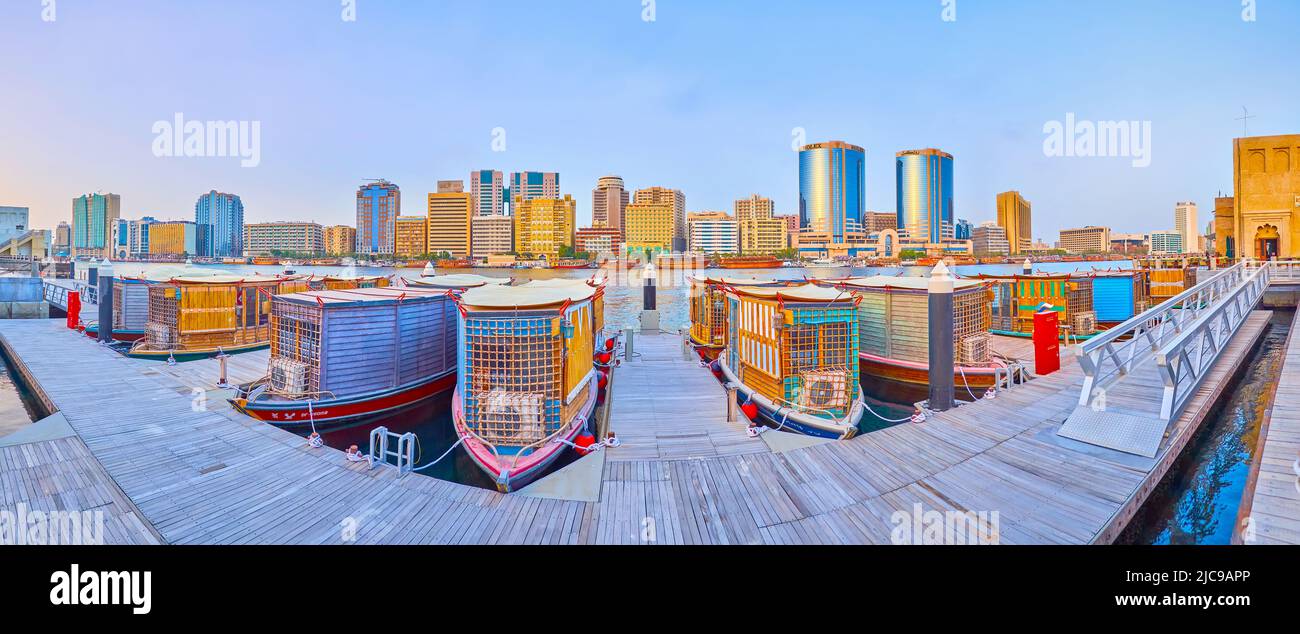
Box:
[2,0,1297,242]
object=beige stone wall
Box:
[1233,135,1300,258]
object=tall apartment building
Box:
[971,222,1010,255]
[394,216,429,258]
[592,175,630,234]
[1148,231,1184,255]
[996,190,1033,254]
[624,201,677,254]
[243,221,325,257]
[324,225,356,256]
[470,215,514,259]
[508,171,560,212]
[687,212,739,255]
[356,180,400,255]
[194,190,244,258]
[633,187,687,249]
[427,180,473,258]
[733,194,785,255]
[799,141,865,243]
[470,170,505,216]
[54,221,71,256]
[72,192,121,258]
[1174,202,1199,255]
[734,194,775,223]
[514,196,575,261]
[1058,225,1111,253]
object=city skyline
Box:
[2,1,1299,240]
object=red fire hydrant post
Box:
[66,291,81,329]
[1033,308,1060,376]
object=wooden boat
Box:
[552,259,595,270]
[452,279,609,492]
[83,266,232,342]
[252,257,278,266]
[978,273,1099,341]
[687,275,787,362]
[316,275,390,290]
[824,275,1002,403]
[1139,261,1195,303]
[127,275,290,361]
[717,255,781,269]
[230,286,459,429]
[435,258,473,269]
[404,273,511,290]
[716,284,866,439]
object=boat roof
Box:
[408,274,512,289]
[834,275,986,291]
[276,286,449,307]
[459,282,598,310]
[519,277,606,289]
[120,267,234,283]
[323,274,387,282]
[169,274,283,284]
[729,283,857,303]
[689,274,785,286]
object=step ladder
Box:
[367,426,417,475]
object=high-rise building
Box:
[971,222,1010,255]
[470,215,514,259]
[633,187,687,249]
[687,212,739,255]
[244,222,325,257]
[514,196,575,261]
[1226,135,1300,259]
[592,176,630,234]
[734,194,775,223]
[1174,202,1199,255]
[624,201,677,254]
[110,217,156,260]
[470,170,505,217]
[996,190,1033,255]
[955,218,973,240]
[394,216,429,258]
[0,206,29,245]
[54,221,71,256]
[149,221,203,256]
[895,148,954,242]
[356,180,400,255]
[1058,225,1111,253]
[508,171,560,212]
[194,190,244,258]
[575,227,622,256]
[740,217,788,255]
[427,180,473,258]
[324,225,357,256]
[1149,231,1184,255]
[862,211,897,233]
[774,214,800,248]
[72,192,121,258]
[799,141,865,242]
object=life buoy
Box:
[574,433,597,456]
[740,401,759,420]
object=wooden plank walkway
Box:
[0,313,1272,544]
[1242,310,1300,545]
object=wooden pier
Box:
[0,311,1274,544]
[1239,310,1300,545]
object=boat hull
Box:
[83,325,146,342]
[453,381,598,493]
[231,370,457,429]
[126,341,268,362]
[687,334,724,362]
[859,353,999,403]
[715,357,861,440]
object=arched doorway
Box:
[1254,224,1280,260]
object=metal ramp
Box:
[1058,261,1272,456]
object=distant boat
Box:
[809,258,849,268]
[552,259,595,270]
[717,255,781,269]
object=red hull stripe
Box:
[240,372,457,424]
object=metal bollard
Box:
[622,328,635,358]
[216,348,229,388]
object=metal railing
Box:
[1268,259,1300,283]
[43,279,95,308]
[1075,261,1253,412]
[1155,262,1271,421]
[367,426,416,474]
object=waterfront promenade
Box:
[1240,310,1300,545]
[0,313,1273,544]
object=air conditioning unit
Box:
[145,322,173,346]
[958,332,992,364]
[270,357,311,395]
[1072,311,1098,335]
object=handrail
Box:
[1074,261,1248,410]
[1154,262,1271,421]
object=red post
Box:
[66,291,81,329]
[1033,309,1060,376]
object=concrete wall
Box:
[0,277,49,319]
[1263,284,1300,310]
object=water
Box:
[0,349,44,438]
[105,259,1130,487]
[1120,310,1292,545]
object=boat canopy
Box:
[834,275,986,291]
[409,274,511,289]
[169,274,283,285]
[728,283,857,303]
[689,274,785,286]
[275,286,449,307]
[460,282,598,309]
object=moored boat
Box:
[717,255,781,269]
[230,286,460,429]
[127,275,291,361]
[1091,269,1151,326]
[404,273,512,290]
[452,279,609,492]
[978,272,1099,341]
[717,283,866,439]
[825,275,1002,403]
[687,274,787,361]
[84,266,232,342]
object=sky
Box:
[1,0,1297,242]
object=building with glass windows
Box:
[471,170,505,217]
[194,190,244,258]
[72,192,121,259]
[508,171,560,212]
[895,148,954,243]
[355,180,400,255]
[798,141,865,243]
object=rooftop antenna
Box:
[1235,106,1256,137]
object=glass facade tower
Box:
[895,148,954,243]
[798,141,865,242]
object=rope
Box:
[410,436,466,472]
